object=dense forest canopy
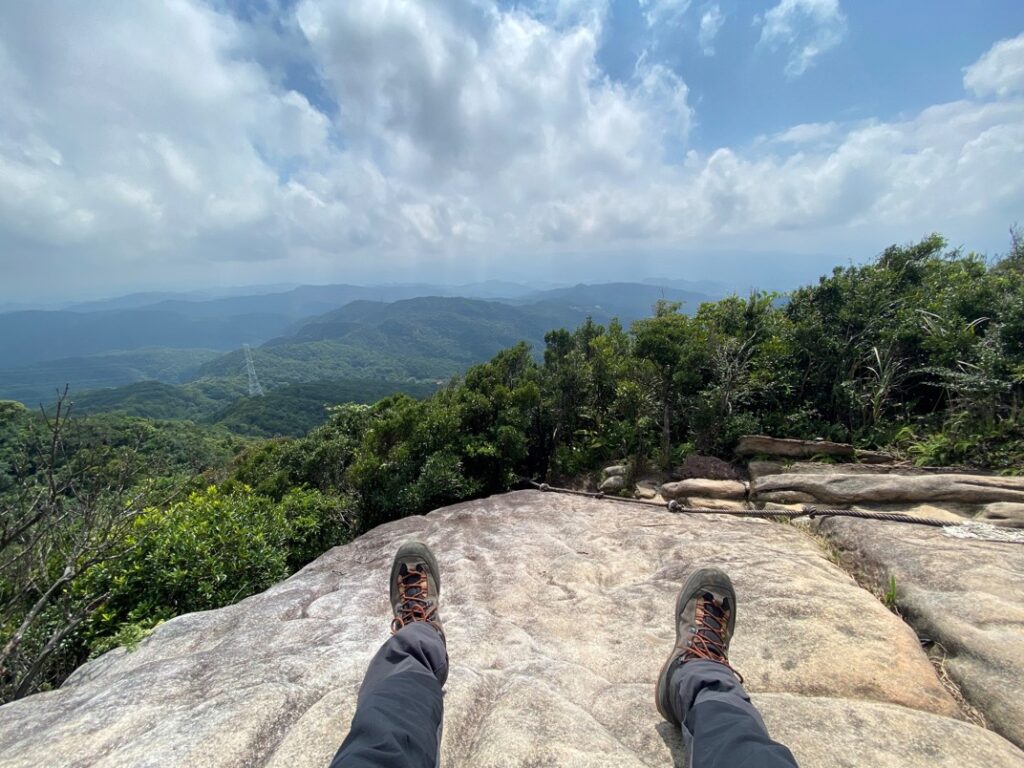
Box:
[2,234,1022,703]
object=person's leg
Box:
[655,568,798,768]
[330,541,448,768]
[671,660,796,768]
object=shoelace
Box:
[391,564,441,634]
[684,593,744,683]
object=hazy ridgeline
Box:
[1,234,1022,702]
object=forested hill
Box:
[198,296,592,382]
[0,282,718,406]
[2,233,1022,705]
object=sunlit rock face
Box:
[0,490,1022,767]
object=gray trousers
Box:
[330,623,448,768]
[669,660,798,767]
[330,626,797,767]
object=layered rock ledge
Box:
[816,516,1024,749]
[0,491,1021,767]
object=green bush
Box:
[277,487,356,571]
[83,486,290,648]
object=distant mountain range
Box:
[198,296,593,387]
[0,281,727,430]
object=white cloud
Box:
[0,2,1022,298]
[758,0,847,77]
[964,32,1024,99]
[768,121,838,145]
[294,0,692,241]
[698,5,725,56]
[638,0,691,28]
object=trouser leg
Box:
[670,660,798,768]
[330,622,448,768]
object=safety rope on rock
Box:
[522,478,1024,545]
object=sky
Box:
[2,0,1023,302]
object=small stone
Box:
[603,465,627,478]
[598,475,626,492]
[661,479,748,500]
[687,496,748,511]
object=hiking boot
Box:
[655,567,741,725]
[390,540,444,638]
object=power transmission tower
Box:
[243,344,264,397]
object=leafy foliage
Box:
[0,348,222,406]
[208,380,439,436]
[2,233,1023,702]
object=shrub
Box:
[84,486,290,649]
[277,487,356,571]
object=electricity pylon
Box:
[243,344,264,397]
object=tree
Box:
[632,302,704,467]
[0,390,144,701]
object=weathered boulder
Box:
[684,496,749,511]
[753,473,1024,506]
[599,474,626,492]
[660,479,748,500]
[603,464,628,478]
[736,435,855,459]
[977,502,1024,528]
[0,491,1020,767]
[851,504,965,523]
[757,490,818,504]
[755,461,988,477]
[816,516,1024,750]
[854,448,897,463]
[747,460,785,481]
[773,461,917,476]
[634,484,658,500]
[674,455,742,481]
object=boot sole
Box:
[655,568,737,726]
[390,539,442,608]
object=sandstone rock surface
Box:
[673,455,741,481]
[770,461,917,476]
[599,474,626,492]
[850,503,965,523]
[736,435,855,458]
[978,502,1024,527]
[1,491,1021,767]
[660,479,747,500]
[753,472,1024,505]
[816,517,1024,750]
[683,496,749,511]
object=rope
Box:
[521,478,1024,544]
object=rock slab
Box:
[754,472,1024,505]
[599,475,626,492]
[660,478,748,500]
[0,491,1021,767]
[735,435,855,458]
[817,516,1024,751]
